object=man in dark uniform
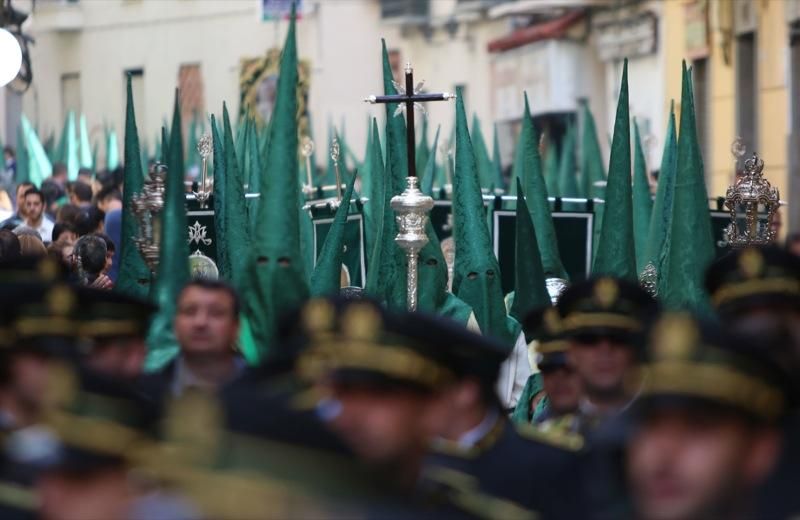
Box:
[556,276,658,436]
[705,245,800,518]
[627,312,786,520]
[294,297,584,519]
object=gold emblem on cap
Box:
[342,303,381,341]
[302,299,335,335]
[652,314,697,362]
[543,308,562,335]
[739,248,764,279]
[37,258,59,282]
[47,285,75,316]
[593,278,619,309]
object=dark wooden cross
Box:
[365,62,455,178]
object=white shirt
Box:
[23,217,54,243]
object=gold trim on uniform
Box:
[711,278,800,307]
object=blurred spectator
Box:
[52,221,78,244]
[56,203,81,226]
[40,179,65,220]
[2,146,15,188]
[0,181,34,230]
[51,162,68,188]
[46,239,75,270]
[17,233,47,257]
[104,208,121,282]
[72,234,109,287]
[95,185,122,213]
[788,232,800,257]
[19,187,54,243]
[68,181,93,207]
[94,232,116,275]
[0,229,21,261]
[0,190,11,222]
[77,167,94,185]
[75,207,106,236]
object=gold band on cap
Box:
[536,339,570,354]
[15,317,76,337]
[79,320,145,338]
[298,340,454,389]
[640,361,784,421]
[711,277,800,307]
[560,312,641,334]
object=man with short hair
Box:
[0,181,33,230]
[95,186,122,213]
[627,314,785,520]
[68,181,93,207]
[139,279,246,399]
[51,162,68,188]
[20,188,54,243]
[0,230,20,261]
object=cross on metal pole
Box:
[365,62,455,179]
[365,62,455,311]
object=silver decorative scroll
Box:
[132,163,168,273]
[391,176,434,311]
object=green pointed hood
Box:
[663,63,715,311]
[557,123,579,198]
[145,90,191,371]
[62,111,79,181]
[359,115,374,201]
[115,75,151,299]
[243,7,309,359]
[509,178,551,322]
[55,114,68,166]
[644,103,678,294]
[492,124,505,192]
[592,60,636,280]
[452,88,518,347]
[511,373,544,425]
[416,116,430,179]
[378,38,408,308]
[518,94,568,280]
[311,176,356,296]
[543,134,560,198]
[106,129,119,170]
[363,118,383,260]
[160,127,169,164]
[21,115,52,188]
[246,116,263,231]
[632,118,653,274]
[211,113,230,280]
[421,125,441,196]
[579,101,606,199]
[222,103,252,289]
[78,114,93,170]
[472,115,494,190]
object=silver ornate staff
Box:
[365,62,455,310]
[132,163,168,273]
[330,137,344,206]
[301,136,315,196]
[193,134,212,208]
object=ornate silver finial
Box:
[638,262,658,297]
[391,176,435,311]
[301,136,315,196]
[132,163,168,274]
[723,152,780,248]
[193,134,213,208]
[330,137,343,206]
[545,278,569,305]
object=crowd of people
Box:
[0,157,123,290]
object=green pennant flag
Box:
[311,175,357,296]
[632,118,654,274]
[592,60,636,280]
[145,90,191,371]
[115,75,151,299]
[452,87,518,347]
[379,38,408,309]
[518,94,568,280]
[543,134,560,198]
[64,111,79,181]
[211,113,230,280]
[472,115,494,191]
[21,115,52,188]
[579,101,607,200]
[15,122,29,184]
[557,123,579,198]
[79,114,93,170]
[420,125,441,197]
[106,128,120,170]
[243,5,309,360]
[662,63,715,311]
[492,124,505,192]
[509,178,551,322]
[644,102,678,295]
